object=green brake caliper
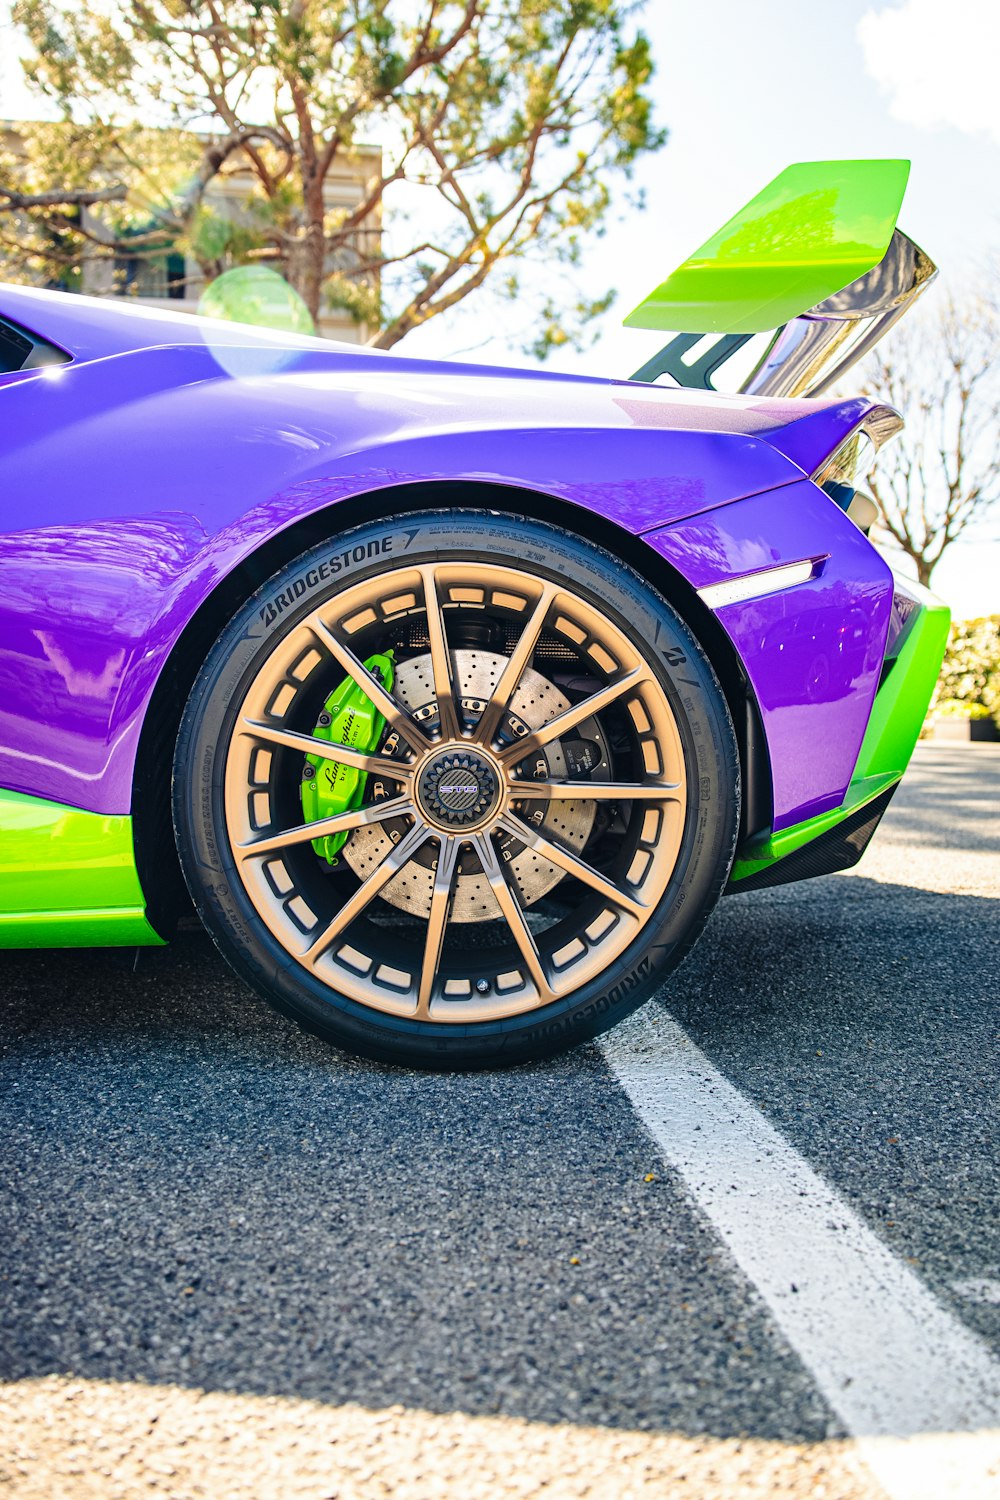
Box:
[300,651,395,865]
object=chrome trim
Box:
[740,230,938,399]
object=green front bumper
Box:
[730,579,951,887]
[0,788,163,948]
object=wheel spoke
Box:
[509,780,681,803]
[420,566,461,742]
[416,836,460,1019]
[498,666,648,766]
[238,718,412,784]
[309,616,432,755]
[472,833,556,1005]
[474,583,559,747]
[303,820,430,964]
[226,556,693,1030]
[499,815,646,920]
[236,796,414,859]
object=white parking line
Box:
[602,1010,1000,1500]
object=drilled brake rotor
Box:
[342,650,607,921]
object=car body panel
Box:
[644,480,895,829]
[0,575,947,945]
[0,331,864,819]
[0,285,948,945]
[728,584,950,883]
[0,281,357,368]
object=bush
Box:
[932,615,1000,729]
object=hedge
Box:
[931,615,1000,730]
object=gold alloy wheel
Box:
[223,560,688,1024]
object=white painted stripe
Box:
[602,1010,1000,1500]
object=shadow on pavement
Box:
[882,745,1000,850]
[0,871,996,1439]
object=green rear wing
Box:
[626,160,937,398]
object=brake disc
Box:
[342,649,608,921]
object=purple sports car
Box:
[0,161,949,1067]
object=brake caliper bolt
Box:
[302,763,315,779]
[317,711,332,727]
[476,978,491,995]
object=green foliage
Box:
[184,203,272,267]
[324,270,381,327]
[528,287,617,359]
[933,616,1000,729]
[0,119,204,286]
[3,0,666,349]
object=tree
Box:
[862,295,1000,587]
[2,0,664,350]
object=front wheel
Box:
[173,510,739,1068]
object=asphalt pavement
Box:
[0,744,997,1499]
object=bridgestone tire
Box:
[173,510,740,1069]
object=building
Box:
[1,123,382,342]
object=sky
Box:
[2,0,998,616]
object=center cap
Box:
[417,749,502,830]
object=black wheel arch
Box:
[133,480,772,937]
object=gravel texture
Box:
[0,743,995,1496]
[667,745,1000,1348]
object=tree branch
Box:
[0,184,127,209]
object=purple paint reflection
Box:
[645,481,893,829]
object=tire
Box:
[173,509,740,1069]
